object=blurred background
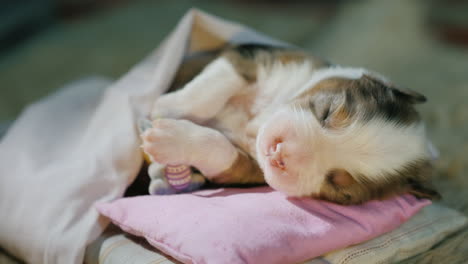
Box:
[1,0,468,262]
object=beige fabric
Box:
[321,204,468,264]
[85,225,178,264]
[0,9,285,264]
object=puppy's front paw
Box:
[141,119,193,165]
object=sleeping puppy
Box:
[141,44,440,205]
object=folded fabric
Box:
[96,187,430,264]
[0,9,286,264]
[84,224,179,264]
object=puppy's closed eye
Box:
[308,98,331,126]
[309,99,350,129]
[309,98,340,127]
[320,105,331,124]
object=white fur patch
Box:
[331,119,429,182]
[152,57,246,121]
[252,61,315,113]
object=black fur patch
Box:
[350,75,423,125]
[233,43,281,59]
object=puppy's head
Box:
[256,67,440,204]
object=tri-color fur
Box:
[142,44,440,205]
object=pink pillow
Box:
[96,187,430,264]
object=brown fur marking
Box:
[210,148,266,185]
[317,159,440,205]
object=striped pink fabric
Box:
[165,165,192,190]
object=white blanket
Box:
[0,9,284,264]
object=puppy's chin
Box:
[262,167,304,197]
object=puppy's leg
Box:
[142,119,265,185]
[152,57,247,122]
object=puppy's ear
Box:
[391,87,427,104]
[363,74,426,104]
[407,178,441,200]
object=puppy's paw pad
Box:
[141,119,191,165]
